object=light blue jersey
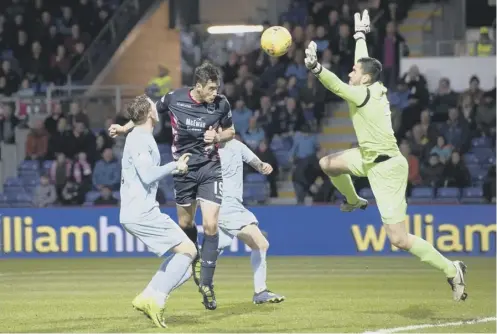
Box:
[218,139,260,244]
[120,127,177,224]
[218,139,258,204]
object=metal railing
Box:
[417,39,497,56]
[0,85,145,128]
[66,0,157,85]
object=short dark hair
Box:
[194,61,221,86]
[358,57,382,84]
[125,94,151,125]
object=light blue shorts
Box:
[121,214,187,257]
[218,200,258,249]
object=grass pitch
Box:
[0,257,495,333]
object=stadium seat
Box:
[464,153,479,164]
[19,170,40,179]
[4,177,23,187]
[16,193,33,203]
[409,187,434,203]
[472,147,494,164]
[245,173,267,183]
[467,164,483,181]
[461,186,485,204]
[434,187,460,203]
[19,160,40,171]
[270,136,284,151]
[85,191,100,203]
[22,177,39,187]
[471,136,492,148]
[42,160,54,172]
[274,151,291,169]
[243,183,269,203]
[437,187,461,198]
[359,187,374,200]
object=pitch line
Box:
[364,317,496,333]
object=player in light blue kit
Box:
[119,95,196,328]
[171,136,285,304]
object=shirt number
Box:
[214,181,223,197]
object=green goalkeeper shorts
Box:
[339,148,408,225]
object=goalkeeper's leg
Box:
[368,156,467,302]
[319,148,368,211]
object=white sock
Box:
[251,249,267,293]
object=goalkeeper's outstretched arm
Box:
[313,67,367,105]
[354,32,369,63]
[353,11,370,62]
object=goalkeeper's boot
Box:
[447,260,468,302]
[192,246,201,287]
[253,290,286,304]
[199,284,217,310]
[340,197,368,212]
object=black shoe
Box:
[192,251,201,287]
[199,284,217,310]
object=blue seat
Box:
[5,193,18,203]
[19,160,39,171]
[437,187,461,198]
[270,136,284,151]
[243,183,269,202]
[0,194,7,203]
[22,177,39,187]
[4,177,23,187]
[16,193,32,203]
[462,186,483,198]
[19,170,40,179]
[467,164,483,181]
[461,186,485,203]
[359,188,374,200]
[85,191,100,202]
[409,187,434,203]
[464,154,479,164]
[24,186,36,195]
[245,173,267,183]
[274,151,291,169]
[472,147,494,163]
[411,187,435,198]
[471,136,492,148]
[42,160,54,171]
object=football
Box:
[260,26,292,57]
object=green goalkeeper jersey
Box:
[314,38,399,164]
[347,81,399,163]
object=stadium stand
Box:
[0,0,495,207]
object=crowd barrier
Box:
[0,205,495,258]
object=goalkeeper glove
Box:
[304,41,322,75]
[354,9,370,41]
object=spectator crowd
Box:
[0,0,121,97]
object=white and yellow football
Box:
[260,26,292,57]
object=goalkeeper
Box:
[304,10,467,302]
